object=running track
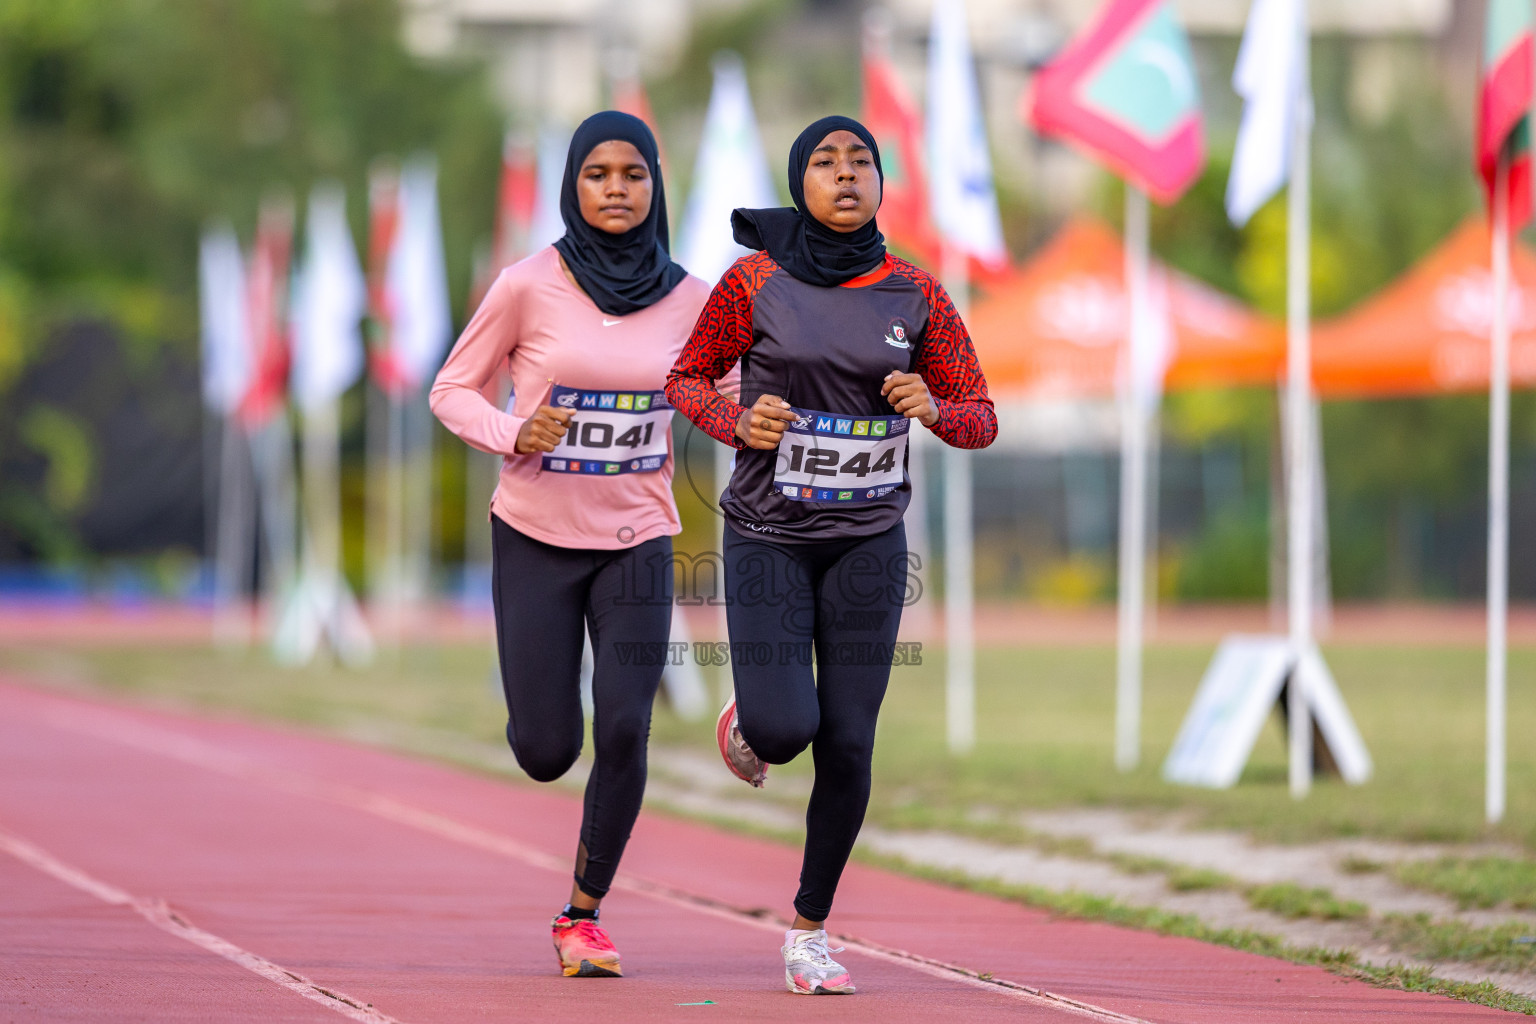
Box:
[0,678,1519,1022]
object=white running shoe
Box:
[716,699,767,788]
[782,928,855,995]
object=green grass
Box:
[1376,913,1536,973]
[1392,856,1536,911]
[1164,865,1233,891]
[857,852,1536,1016]
[856,643,1536,851]
[1246,882,1368,920]
[1089,854,1365,921]
[3,639,1532,853]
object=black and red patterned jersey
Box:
[666,250,997,543]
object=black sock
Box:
[561,903,598,921]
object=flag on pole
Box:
[678,52,778,284]
[291,184,367,414]
[862,21,940,266]
[612,72,667,170]
[240,199,294,428]
[527,125,570,256]
[1027,0,1205,206]
[199,223,251,417]
[1479,0,1535,229]
[367,162,401,351]
[467,133,537,315]
[1480,0,1531,827]
[371,156,452,395]
[927,0,1007,267]
[1225,0,1308,226]
[493,133,539,271]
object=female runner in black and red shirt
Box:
[665,114,996,995]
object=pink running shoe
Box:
[782,928,855,994]
[716,699,767,787]
[551,915,622,977]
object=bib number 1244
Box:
[782,444,896,479]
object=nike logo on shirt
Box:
[603,318,623,327]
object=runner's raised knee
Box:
[507,720,581,782]
[739,703,818,764]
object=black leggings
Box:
[490,515,673,900]
[724,522,908,922]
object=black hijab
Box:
[731,114,887,287]
[553,111,687,316]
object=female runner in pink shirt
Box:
[431,111,709,979]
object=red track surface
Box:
[0,677,1521,1022]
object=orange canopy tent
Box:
[1312,217,1536,397]
[967,219,1283,400]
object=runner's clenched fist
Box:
[736,394,798,449]
[881,372,939,427]
[515,404,575,454]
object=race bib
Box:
[773,408,908,503]
[542,385,671,476]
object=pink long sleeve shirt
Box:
[430,246,710,550]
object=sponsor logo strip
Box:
[543,455,667,475]
[554,385,671,414]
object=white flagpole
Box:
[365,381,391,647]
[294,398,374,667]
[408,391,435,608]
[212,414,255,647]
[203,405,220,613]
[251,414,298,633]
[1487,153,1511,825]
[1285,11,1314,800]
[386,389,407,646]
[1116,186,1150,772]
[463,445,495,606]
[942,239,975,755]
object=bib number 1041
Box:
[784,444,896,479]
[560,421,655,450]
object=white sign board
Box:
[1163,635,1372,789]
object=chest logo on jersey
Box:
[883,318,911,350]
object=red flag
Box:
[238,197,293,428]
[466,133,539,316]
[612,75,661,145]
[1478,0,1534,228]
[860,23,1011,286]
[1026,0,1205,203]
[366,164,409,393]
[493,134,539,271]
[612,74,672,215]
[861,26,940,267]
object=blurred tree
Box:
[0,0,501,567]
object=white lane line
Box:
[37,698,1154,1023]
[0,828,404,1024]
